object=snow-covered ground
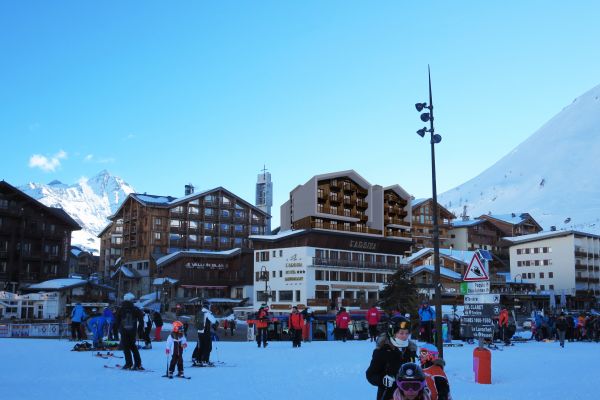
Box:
[2,338,598,399]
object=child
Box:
[393,362,431,400]
[418,344,452,400]
[166,321,188,377]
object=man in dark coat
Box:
[115,292,144,370]
[366,316,417,400]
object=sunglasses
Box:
[397,380,425,393]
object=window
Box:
[549,272,554,278]
[222,196,231,205]
[221,209,230,218]
[189,206,199,215]
[279,250,283,257]
[540,285,545,290]
[279,291,293,301]
[251,225,261,234]
[189,221,198,229]
[271,271,276,278]
[272,251,276,257]
[235,224,243,233]
[220,237,230,245]
[315,270,324,280]
[221,224,229,233]
[189,234,197,242]
[330,206,338,215]
[234,238,242,246]
[317,204,324,213]
[330,271,338,281]
[204,208,214,217]
[203,236,212,244]
[260,251,269,261]
[0,261,6,273]
[549,284,554,290]
[154,232,161,240]
[540,272,544,279]
[256,253,260,262]
[295,290,301,302]
[205,222,214,231]
[235,210,244,219]
[170,219,181,228]
[279,270,282,277]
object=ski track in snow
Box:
[1,338,599,400]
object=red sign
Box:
[463,253,489,281]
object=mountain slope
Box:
[19,170,135,251]
[439,84,600,233]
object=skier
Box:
[115,292,145,370]
[142,309,153,349]
[418,301,435,344]
[498,307,510,345]
[193,301,218,365]
[103,306,117,341]
[165,321,188,377]
[255,304,270,348]
[153,310,164,341]
[86,310,107,349]
[70,303,87,341]
[367,305,381,342]
[288,306,305,348]
[393,362,431,400]
[418,344,452,400]
[366,316,418,400]
[335,307,351,342]
[555,312,568,348]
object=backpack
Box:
[196,310,206,332]
[121,307,136,331]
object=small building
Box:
[411,198,455,252]
[68,246,99,279]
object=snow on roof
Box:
[404,248,475,265]
[156,248,241,267]
[452,219,484,228]
[111,266,141,279]
[133,194,176,204]
[411,198,428,208]
[486,213,529,225]
[249,229,305,240]
[411,265,462,280]
[502,229,600,244]
[71,248,83,257]
[26,278,87,290]
[153,277,179,286]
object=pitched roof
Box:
[404,247,476,265]
[502,229,600,245]
[411,265,463,281]
[156,248,242,267]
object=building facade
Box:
[101,186,269,302]
[68,246,99,278]
[0,181,81,292]
[256,169,273,234]
[250,229,411,312]
[411,198,455,251]
[504,230,600,309]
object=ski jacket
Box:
[366,336,418,400]
[289,312,305,330]
[419,306,435,323]
[71,305,87,323]
[555,317,568,332]
[166,332,188,355]
[153,311,163,327]
[197,307,218,335]
[367,307,381,326]
[87,316,107,336]
[255,308,270,329]
[498,310,509,327]
[423,362,451,400]
[336,311,351,329]
[115,301,144,335]
[102,308,114,323]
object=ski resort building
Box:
[410,198,455,251]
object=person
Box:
[288,306,305,348]
[165,321,188,377]
[70,303,87,341]
[86,309,107,349]
[418,302,435,344]
[229,318,236,336]
[103,307,117,341]
[115,292,144,370]
[366,316,418,400]
[301,307,313,342]
[193,302,218,365]
[498,307,510,345]
[222,319,229,336]
[555,312,568,348]
[255,304,270,348]
[335,307,351,342]
[418,344,452,400]
[393,362,432,400]
[153,310,163,341]
[367,305,381,342]
[142,310,153,349]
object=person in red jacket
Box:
[336,307,351,342]
[419,344,452,400]
[367,306,381,342]
[498,307,510,345]
[288,306,305,348]
[255,304,270,348]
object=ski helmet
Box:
[387,316,411,337]
[419,343,439,365]
[172,321,184,333]
[395,363,426,396]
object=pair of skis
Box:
[104,364,154,372]
[94,351,123,359]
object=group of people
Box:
[533,311,600,346]
[366,316,452,400]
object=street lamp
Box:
[415,65,444,358]
[259,266,271,304]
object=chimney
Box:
[185,184,194,196]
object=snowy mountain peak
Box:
[439,83,600,234]
[19,171,135,251]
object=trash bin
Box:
[473,347,492,384]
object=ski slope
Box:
[1,338,598,399]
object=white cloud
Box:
[28,150,67,172]
[84,154,94,161]
[83,154,115,164]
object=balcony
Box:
[576,276,600,283]
[575,264,588,271]
[356,199,368,209]
[307,298,331,307]
[329,193,341,203]
[313,257,400,270]
[385,231,412,239]
[342,182,353,192]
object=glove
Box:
[383,375,395,388]
[165,349,170,355]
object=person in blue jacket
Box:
[87,309,107,348]
[418,301,435,344]
[70,303,87,341]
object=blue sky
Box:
[1,1,599,226]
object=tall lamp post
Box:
[415,65,444,358]
[259,266,271,304]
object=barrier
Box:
[0,322,69,338]
[473,347,492,384]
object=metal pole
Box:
[427,65,444,359]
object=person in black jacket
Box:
[555,312,568,348]
[115,293,145,370]
[366,316,418,400]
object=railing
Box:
[313,257,400,270]
[385,231,412,239]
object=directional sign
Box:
[465,281,490,294]
[463,303,500,317]
[463,253,489,281]
[464,294,500,304]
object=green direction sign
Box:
[460,282,468,294]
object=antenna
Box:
[261,164,268,178]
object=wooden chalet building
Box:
[411,198,455,251]
[0,180,81,292]
[68,246,99,279]
[101,186,269,308]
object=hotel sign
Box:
[185,262,227,270]
[349,240,377,251]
